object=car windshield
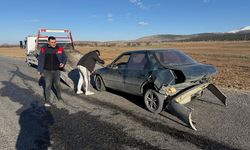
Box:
[154,50,196,66]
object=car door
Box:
[124,52,150,95]
[104,54,131,91]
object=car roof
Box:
[121,48,180,54]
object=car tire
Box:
[95,75,106,91]
[144,89,164,114]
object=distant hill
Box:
[227,26,250,33]
[74,26,250,47]
[136,34,193,42]
[136,26,250,42]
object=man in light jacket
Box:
[76,50,105,95]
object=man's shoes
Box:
[44,103,51,107]
[85,91,95,95]
[76,91,84,95]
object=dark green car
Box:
[95,49,227,130]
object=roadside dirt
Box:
[0,47,25,58]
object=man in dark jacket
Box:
[77,50,105,95]
[38,36,67,107]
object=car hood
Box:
[170,63,217,82]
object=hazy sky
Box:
[0,0,249,44]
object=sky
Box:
[0,0,250,44]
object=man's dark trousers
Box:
[44,70,61,102]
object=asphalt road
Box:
[0,56,249,150]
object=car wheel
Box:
[144,89,164,114]
[95,75,106,91]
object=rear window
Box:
[154,50,196,66]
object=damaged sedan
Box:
[94,49,227,130]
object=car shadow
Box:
[104,88,189,128]
[195,98,225,107]
[106,88,146,109]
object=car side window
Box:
[113,54,130,68]
[127,53,147,70]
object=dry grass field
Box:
[0,47,25,58]
[1,41,249,90]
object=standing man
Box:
[77,50,105,95]
[38,36,67,107]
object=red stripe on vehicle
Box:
[41,47,45,54]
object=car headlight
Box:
[165,87,177,95]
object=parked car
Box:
[95,49,227,130]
